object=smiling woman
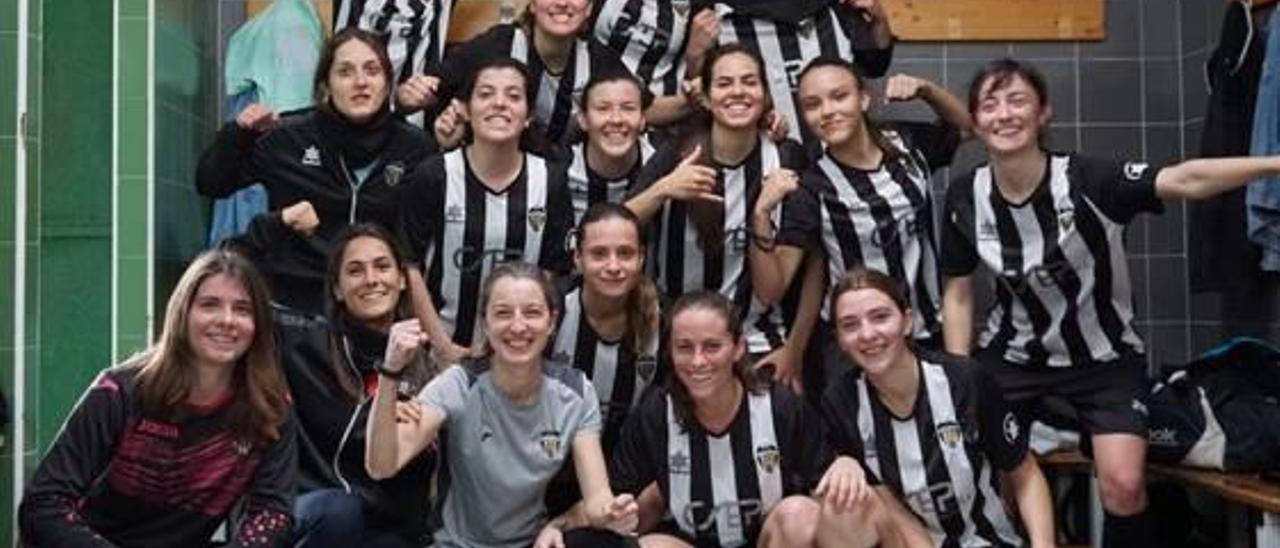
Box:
[276,224,437,547]
[19,250,296,547]
[625,43,813,382]
[197,27,430,316]
[398,58,575,363]
[365,262,639,548]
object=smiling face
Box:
[531,0,592,38]
[466,66,531,146]
[483,277,556,368]
[575,217,644,301]
[670,307,744,404]
[335,236,405,330]
[972,73,1052,157]
[327,38,389,123]
[186,273,256,370]
[703,51,768,131]
[798,65,872,149]
[833,287,913,378]
[578,79,645,162]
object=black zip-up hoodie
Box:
[275,311,435,542]
[197,106,430,314]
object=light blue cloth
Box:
[223,0,323,108]
[208,89,269,247]
[1247,9,1280,271]
[208,0,324,247]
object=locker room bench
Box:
[1037,449,1280,547]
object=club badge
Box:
[755,444,781,474]
[539,429,562,459]
[528,207,548,232]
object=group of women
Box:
[18,0,1280,546]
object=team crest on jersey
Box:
[446,204,466,223]
[1057,206,1075,232]
[936,421,964,449]
[301,145,322,167]
[551,350,571,364]
[528,207,548,232]
[384,162,404,187]
[636,355,658,383]
[670,450,692,475]
[1123,162,1150,181]
[1002,413,1020,444]
[539,429,563,458]
[755,444,781,474]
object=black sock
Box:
[1104,509,1153,548]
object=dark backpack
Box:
[1145,337,1280,471]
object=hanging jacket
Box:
[1191,0,1266,292]
[1247,8,1280,271]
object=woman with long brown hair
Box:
[20,250,295,547]
[279,223,436,547]
[625,43,820,388]
[823,267,1053,547]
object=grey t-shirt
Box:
[418,359,602,548]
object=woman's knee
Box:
[292,489,365,547]
[759,496,820,547]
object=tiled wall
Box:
[0,0,41,543]
[1183,3,1280,353]
[153,0,220,320]
[880,0,1267,372]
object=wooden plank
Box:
[884,0,1104,42]
[1149,464,1280,515]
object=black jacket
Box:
[275,311,435,540]
[197,108,430,314]
[20,365,296,547]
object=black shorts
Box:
[978,354,1149,437]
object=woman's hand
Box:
[433,99,469,150]
[281,200,320,236]
[754,342,803,395]
[395,401,422,425]
[814,456,872,513]
[235,103,279,133]
[761,111,790,143]
[384,319,429,375]
[533,523,565,548]
[597,494,640,536]
[396,74,441,113]
[757,168,800,216]
[883,74,934,103]
[685,8,720,71]
[658,145,721,203]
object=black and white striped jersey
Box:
[611,383,830,547]
[428,24,638,144]
[334,0,454,127]
[567,138,657,223]
[779,123,959,342]
[592,0,693,96]
[549,283,662,451]
[821,350,1028,547]
[398,148,574,346]
[631,135,810,354]
[712,0,892,145]
[940,153,1164,368]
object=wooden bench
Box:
[1038,450,1280,547]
